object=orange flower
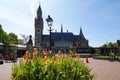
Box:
[24,60,28,64]
[42,50,45,54]
[32,48,38,61]
[45,59,49,64]
[44,52,47,56]
[60,54,66,59]
[44,56,48,60]
[75,53,80,59]
[43,51,48,56]
[69,50,73,55]
[49,50,52,54]
[23,51,29,59]
[33,48,38,56]
[58,50,62,56]
[44,56,49,64]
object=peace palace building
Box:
[34,5,89,51]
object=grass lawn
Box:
[92,54,120,61]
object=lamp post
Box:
[46,15,53,50]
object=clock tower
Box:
[34,4,43,47]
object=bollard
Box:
[86,56,89,63]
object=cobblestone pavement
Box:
[0,58,120,80]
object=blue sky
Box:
[0,0,120,47]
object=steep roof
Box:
[27,35,33,45]
[43,28,87,42]
[79,28,86,40]
[37,4,42,14]
[43,32,76,41]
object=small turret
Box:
[61,24,63,33]
[79,27,85,40]
[26,35,33,53]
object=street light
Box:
[46,15,53,50]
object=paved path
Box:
[0,58,120,80]
[0,61,12,80]
[87,58,120,80]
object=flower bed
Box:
[11,49,94,80]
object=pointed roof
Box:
[37,2,42,13]
[36,2,43,19]
[27,35,33,45]
[61,24,63,33]
[79,27,86,40]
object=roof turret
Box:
[79,27,86,40]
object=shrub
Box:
[11,49,94,80]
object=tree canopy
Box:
[100,42,117,48]
[8,33,18,44]
[0,24,8,43]
[0,24,25,45]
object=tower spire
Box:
[61,24,63,33]
[37,1,42,18]
[79,27,82,35]
[38,4,42,12]
[39,1,41,6]
[79,26,85,40]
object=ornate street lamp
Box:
[46,15,53,50]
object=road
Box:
[0,58,120,80]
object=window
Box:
[37,30,40,32]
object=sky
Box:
[0,0,120,47]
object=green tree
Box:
[8,33,18,44]
[113,42,117,48]
[108,42,114,48]
[101,44,108,48]
[18,39,24,45]
[0,24,26,45]
[0,24,8,43]
[101,42,117,48]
